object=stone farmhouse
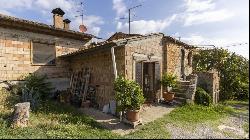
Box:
[0,8,219,110]
[0,8,95,90]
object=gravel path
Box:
[166,113,249,139]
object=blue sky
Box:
[0,0,249,58]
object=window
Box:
[32,41,56,65]
[188,52,192,66]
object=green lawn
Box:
[0,89,122,139]
[0,88,248,139]
[124,103,240,139]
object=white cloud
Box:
[0,0,33,9]
[183,9,234,26]
[116,14,177,34]
[184,0,215,12]
[0,9,13,16]
[0,0,104,36]
[113,0,127,19]
[182,34,249,59]
[180,0,234,26]
[70,15,104,36]
[34,0,75,14]
[181,35,207,45]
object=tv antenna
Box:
[75,1,87,32]
[75,2,84,25]
[119,4,142,34]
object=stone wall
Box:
[68,47,125,109]
[195,70,220,103]
[124,35,163,100]
[163,40,193,79]
[0,27,89,90]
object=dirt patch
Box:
[79,103,176,136]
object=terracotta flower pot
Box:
[163,91,175,101]
[126,110,140,122]
[81,100,91,108]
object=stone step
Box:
[174,92,186,98]
[173,100,184,106]
[174,97,187,103]
[178,80,191,85]
[172,88,187,93]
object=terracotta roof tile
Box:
[0,13,98,41]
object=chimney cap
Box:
[52,8,65,15]
[63,19,71,23]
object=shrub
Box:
[194,87,212,106]
[193,48,249,101]
[22,74,54,100]
[19,74,54,110]
[114,76,145,112]
[21,86,40,110]
[161,73,178,89]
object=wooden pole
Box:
[129,9,131,35]
[111,47,117,79]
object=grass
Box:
[124,103,242,139]
[0,88,122,139]
[1,88,248,139]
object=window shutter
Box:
[155,62,161,90]
[135,61,143,87]
[33,42,55,65]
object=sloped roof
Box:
[0,13,97,41]
[163,35,195,48]
[61,33,164,58]
[107,32,143,41]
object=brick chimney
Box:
[51,8,65,29]
[63,19,71,30]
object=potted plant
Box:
[114,76,145,122]
[161,73,178,101]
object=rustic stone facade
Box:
[195,70,220,103]
[163,37,193,79]
[0,27,90,90]
[125,34,164,100]
[66,47,125,109]
[124,35,163,79]
[61,33,197,108]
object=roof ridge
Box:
[0,13,98,40]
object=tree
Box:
[193,48,249,101]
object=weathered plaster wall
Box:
[0,27,88,90]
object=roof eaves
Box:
[0,13,94,41]
[164,35,194,48]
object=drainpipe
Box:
[111,47,117,79]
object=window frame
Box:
[30,41,56,66]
